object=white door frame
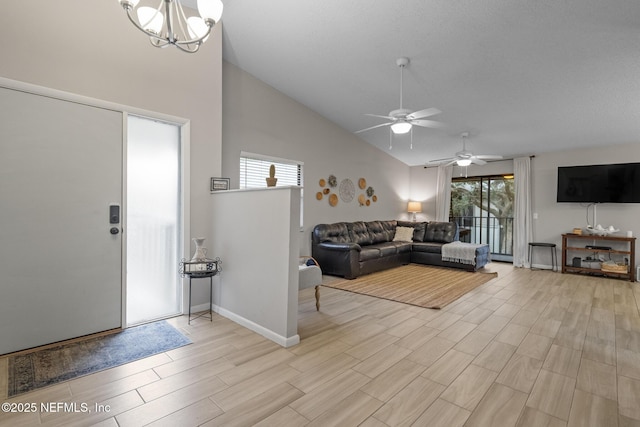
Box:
[0,76,191,331]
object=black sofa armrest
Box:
[317,242,362,252]
[312,242,361,279]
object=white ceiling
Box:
[215,0,640,166]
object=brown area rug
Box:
[324,264,497,309]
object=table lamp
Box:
[407,201,422,222]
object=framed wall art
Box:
[210,177,230,191]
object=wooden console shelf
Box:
[561,233,636,282]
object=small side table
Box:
[186,271,218,324]
[529,242,557,271]
[180,258,221,325]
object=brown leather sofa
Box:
[311,220,489,279]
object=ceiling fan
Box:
[426,132,503,167]
[355,57,443,148]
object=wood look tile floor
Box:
[2,263,640,426]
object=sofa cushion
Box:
[412,242,445,254]
[366,221,387,244]
[379,220,397,241]
[359,246,381,261]
[313,222,351,244]
[392,242,413,253]
[425,221,458,243]
[375,242,399,256]
[349,221,373,246]
[396,220,427,242]
[393,226,415,242]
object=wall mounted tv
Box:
[557,162,640,203]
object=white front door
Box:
[0,86,123,355]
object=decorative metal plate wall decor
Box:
[339,179,355,203]
[357,187,377,206]
[366,186,375,197]
[317,175,377,207]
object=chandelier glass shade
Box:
[118,0,223,53]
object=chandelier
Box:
[118,0,223,53]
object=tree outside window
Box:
[450,175,514,258]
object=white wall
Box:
[221,61,411,254]
[210,187,301,347]
[0,1,223,306]
[533,142,640,266]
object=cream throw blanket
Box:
[441,241,485,266]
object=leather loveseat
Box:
[311,220,490,279]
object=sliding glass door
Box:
[450,175,514,262]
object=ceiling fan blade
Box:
[411,119,445,129]
[354,122,392,134]
[471,158,487,166]
[406,108,441,120]
[475,154,503,160]
[426,156,457,165]
[365,113,395,120]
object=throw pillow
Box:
[393,226,414,242]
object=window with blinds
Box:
[239,152,304,227]
[239,155,302,188]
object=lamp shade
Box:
[457,159,472,167]
[391,121,412,134]
[407,201,422,213]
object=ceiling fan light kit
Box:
[390,120,412,134]
[426,132,503,168]
[357,59,505,167]
[355,57,443,144]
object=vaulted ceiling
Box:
[215,0,640,166]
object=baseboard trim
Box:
[530,263,556,271]
[201,303,299,348]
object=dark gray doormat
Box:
[7,320,191,396]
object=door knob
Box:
[110,227,120,235]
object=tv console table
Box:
[561,233,636,282]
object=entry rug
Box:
[324,264,497,309]
[7,320,191,396]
